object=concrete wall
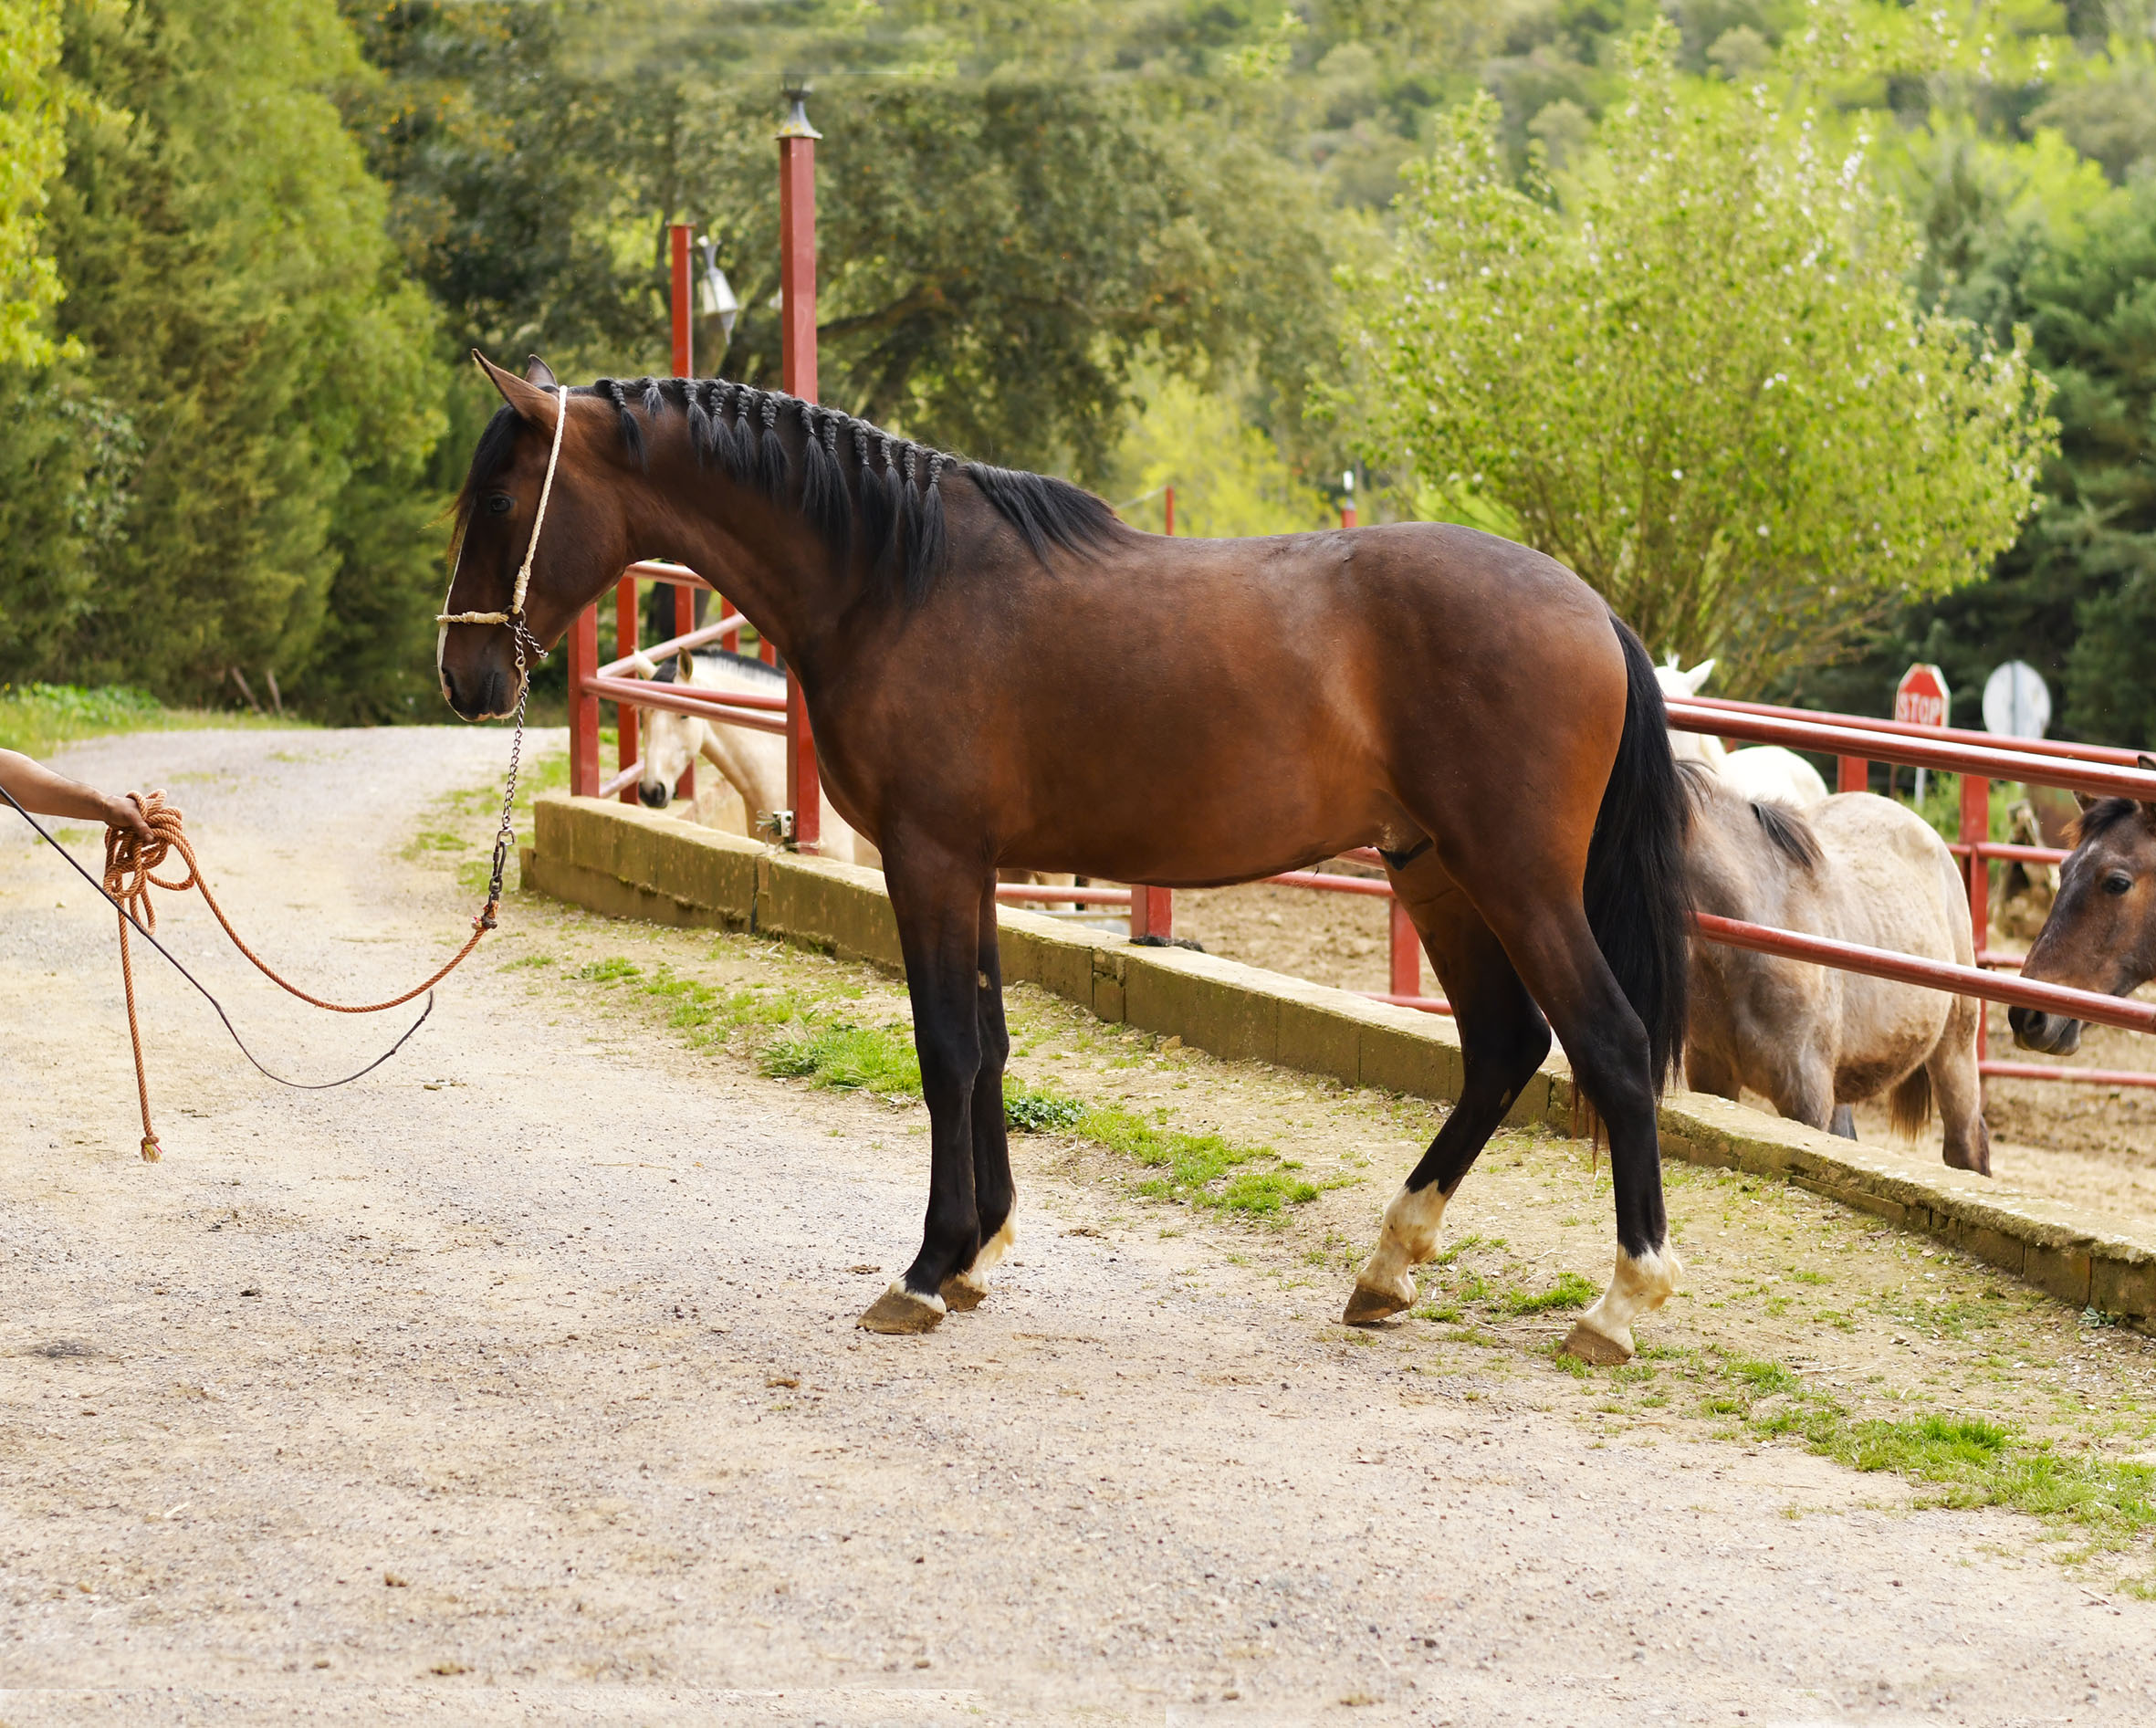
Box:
[524,793,2156,1324]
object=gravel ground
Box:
[2,727,2152,1727]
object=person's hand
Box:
[104,791,155,847]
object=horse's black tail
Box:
[1583,615,1692,1094]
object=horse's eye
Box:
[2105,872,2134,896]
[485,494,515,517]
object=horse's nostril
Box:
[639,782,668,809]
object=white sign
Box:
[1983,660,2051,740]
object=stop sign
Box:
[1895,663,1951,729]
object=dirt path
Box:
[3,728,2154,1726]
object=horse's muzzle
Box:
[637,780,670,810]
[440,664,518,723]
[2007,1006,2082,1055]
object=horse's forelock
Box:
[2067,796,2152,850]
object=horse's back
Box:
[1811,794,1971,966]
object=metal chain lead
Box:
[484,619,541,922]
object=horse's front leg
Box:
[942,885,1015,1312]
[859,843,992,1336]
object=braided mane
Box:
[455,376,1117,603]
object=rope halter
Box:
[437,383,570,628]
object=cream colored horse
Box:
[632,648,880,866]
[1680,767,1989,1173]
[1657,659,1829,807]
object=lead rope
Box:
[3,387,554,1160]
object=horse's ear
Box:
[473,351,560,432]
[676,647,695,684]
[2074,791,2100,813]
[524,354,558,388]
[1685,659,1716,696]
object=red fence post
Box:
[1389,897,1420,998]
[779,83,822,853]
[669,223,694,379]
[1163,486,1174,537]
[1129,886,1174,941]
[1962,770,1992,1060]
[614,576,639,802]
[1837,756,1868,793]
[568,602,600,798]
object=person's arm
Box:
[0,749,155,843]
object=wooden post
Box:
[1128,885,1174,942]
[1837,757,1868,794]
[615,575,639,803]
[568,602,600,798]
[1962,771,1991,1059]
[669,223,694,378]
[779,84,822,853]
[1389,898,1420,998]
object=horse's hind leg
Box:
[859,840,993,1335]
[1429,850,1679,1363]
[942,884,1017,1311]
[1345,858,1553,1324]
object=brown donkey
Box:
[436,358,1692,1362]
[2010,760,2156,1057]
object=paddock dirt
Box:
[5,728,2156,1725]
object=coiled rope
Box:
[2,772,511,1164]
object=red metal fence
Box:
[570,623,2155,1091]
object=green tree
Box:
[342,0,1340,481]
[1857,164,2156,744]
[23,0,447,715]
[1344,25,2056,693]
[1,0,68,368]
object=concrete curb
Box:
[522,793,2156,1323]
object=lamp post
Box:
[778,78,822,853]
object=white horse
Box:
[1657,658,1830,807]
[1680,767,1989,1173]
[632,648,880,867]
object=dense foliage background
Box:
[2,0,2153,734]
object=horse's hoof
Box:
[938,1272,989,1312]
[1560,1319,1633,1367]
[1343,1279,1411,1327]
[858,1282,947,1335]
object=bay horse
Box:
[1680,770,1988,1172]
[436,356,1691,1363]
[2009,762,2156,1056]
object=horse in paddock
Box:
[436,355,1691,1363]
[2009,762,2156,1057]
[630,646,880,866]
[1680,768,1989,1172]
[1657,659,1829,808]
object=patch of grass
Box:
[1669,1350,2156,1555]
[1077,1105,1317,1220]
[503,952,555,969]
[759,1021,923,1097]
[1004,1085,1085,1134]
[576,957,643,984]
[0,681,295,755]
[1500,1272,1597,1315]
